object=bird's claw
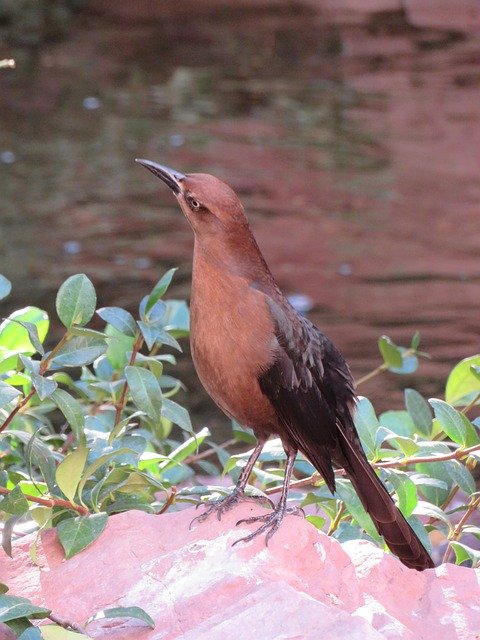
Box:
[233,505,305,546]
[189,490,273,530]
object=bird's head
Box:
[135,159,248,239]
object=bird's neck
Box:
[192,228,279,295]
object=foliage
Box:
[1,270,480,635]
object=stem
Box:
[39,331,72,374]
[443,495,480,564]
[356,364,388,387]
[113,333,144,427]
[185,438,237,465]
[48,613,88,634]
[0,389,36,434]
[265,443,480,496]
[460,391,480,415]
[327,501,345,535]
[0,486,89,516]
[158,486,177,514]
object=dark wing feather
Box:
[259,297,434,571]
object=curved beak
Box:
[135,158,186,195]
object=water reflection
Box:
[1,3,479,421]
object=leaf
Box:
[19,628,42,640]
[9,321,45,356]
[97,307,137,338]
[31,374,58,401]
[137,322,182,352]
[1,514,22,557]
[0,307,49,354]
[51,389,85,443]
[382,469,418,517]
[125,366,162,421]
[444,460,475,496]
[40,625,90,639]
[0,595,50,622]
[445,355,480,406]
[353,396,379,458]
[0,380,21,409]
[389,349,418,375]
[56,274,96,328]
[414,500,452,530]
[404,389,432,437]
[161,398,192,432]
[56,445,88,503]
[411,331,421,350]
[87,606,155,629]
[159,427,210,472]
[377,428,419,458]
[378,335,403,368]
[379,410,416,437]
[76,448,134,500]
[429,399,467,446]
[51,335,107,368]
[449,542,480,568]
[334,479,381,541]
[305,515,325,530]
[0,484,29,515]
[145,268,177,315]
[56,512,108,559]
[0,275,12,300]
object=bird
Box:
[136,158,434,571]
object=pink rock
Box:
[1,505,479,639]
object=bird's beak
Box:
[135,158,186,195]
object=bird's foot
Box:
[233,504,305,546]
[189,489,273,529]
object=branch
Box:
[0,486,89,516]
[113,333,144,427]
[0,389,36,434]
[443,495,480,563]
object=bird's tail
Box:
[335,426,434,571]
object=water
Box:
[1,2,479,422]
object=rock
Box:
[1,505,479,639]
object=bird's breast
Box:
[189,254,278,430]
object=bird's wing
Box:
[258,297,357,492]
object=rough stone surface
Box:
[1,505,479,639]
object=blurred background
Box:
[1,0,479,432]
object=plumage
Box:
[136,158,434,571]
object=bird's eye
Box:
[186,195,201,210]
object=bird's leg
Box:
[190,437,271,527]
[233,446,303,546]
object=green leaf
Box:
[1,514,21,556]
[382,469,418,517]
[19,628,42,640]
[429,399,467,446]
[51,335,107,368]
[353,396,379,458]
[305,515,325,530]
[76,448,134,500]
[0,595,50,622]
[56,274,96,328]
[377,428,419,458]
[125,366,162,421]
[51,389,85,443]
[389,348,418,375]
[0,307,49,354]
[40,625,90,639]
[97,307,137,337]
[86,606,155,629]
[137,321,182,352]
[445,355,480,406]
[414,500,452,530]
[31,374,58,401]
[0,275,12,301]
[0,380,21,409]
[444,460,475,496]
[449,541,480,568]
[105,325,136,370]
[159,427,210,472]
[0,585,8,595]
[131,352,163,378]
[161,398,192,432]
[56,445,88,503]
[145,268,177,315]
[0,484,29,515]
[379,410,416,437]
[335,479,381,541]
[404,389,432,436]
[378,335,403,368]
[9,321,45,356]
[411,331,421,350]
[56,512,108,559]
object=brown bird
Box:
[136,158,434,571]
